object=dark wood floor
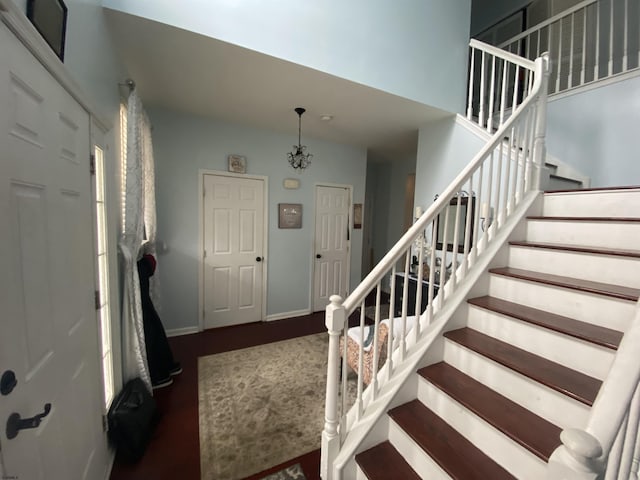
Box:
[110,311,329,480]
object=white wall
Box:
[103,0,471,114]
[415,116,484,211]
[546,75,640,187]
[149,107,367,331]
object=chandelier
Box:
[287,107,312,171]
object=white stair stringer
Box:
[525,218,640,250]
[415,376,548,480]
[465,305,616,380]
[442,337,591,431]
[507,244,640,289]
[331,191,540,480]
[541,187,640,217]
[488,274,635,333]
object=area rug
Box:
[198,333,353,480]
[258,463,306,480]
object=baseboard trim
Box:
[264,309,312,322]
[166,326,200,337]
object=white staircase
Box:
[351,187,640,479]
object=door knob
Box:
[6,403,51,439]
[256,256,263,262]
[316,254,322,259]
[0,370,17,396]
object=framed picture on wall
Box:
[278,203,302,229]
[228,154,246,174]
[27,0,68,61]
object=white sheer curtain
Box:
[119,90,157,391]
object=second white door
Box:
[203,174,265,328]
[313,185,351,312]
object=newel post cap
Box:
[325,295,345,331]
[561,429,603,460]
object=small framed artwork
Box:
[278,203,302,229]
[27,0,68,61]
[353,203,363,229]
[228,154,246,174]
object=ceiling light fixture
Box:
[287,107,312,171]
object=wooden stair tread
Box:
[509,240,640,258]
[444,328,601,406]
[355,441,421,480]
[468,295,623,350]
[389,399,516,479]
[489,266,640,302]
[419,362,562,461]
[544,185,640,194]
[527,215,640,223]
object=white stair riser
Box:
[387,417,451,479]
[416,379,547,480]
[542,190,640,217]
[507,246,640,289]
[525,219,640,250]
[488,274,634,332]
[443,339,590,429]
[466,307,615,379]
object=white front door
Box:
[313,185,351,312]
[202,174,266,328]
[0,22,107,480]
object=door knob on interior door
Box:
[256,256,263,262]
[6,403,52,439]
[316,254,322,259]
[0,370,17,395]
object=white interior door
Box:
[0,22,106,480]
[313,185,350,312]
[203,174,265,328]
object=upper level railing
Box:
[320,41,550,480]
[498,0,640,97]
[548,297,640,479]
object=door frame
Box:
[198,169,269,332]
[311,182,353,310]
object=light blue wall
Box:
[546,75,640,187]
[471,0,530,36]
[103,0,471,114]
[415,116,484,211]
[149,107,367,331]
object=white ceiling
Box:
[104,9,451,160]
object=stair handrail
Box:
[321,41,550,480]
[548,297,640,479]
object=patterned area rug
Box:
[258,463,306,480]
[198,333,352,479]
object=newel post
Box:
[547,429,604,480]
[321,295,346,480]
[532,53,550,191]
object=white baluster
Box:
[549,23,555,93]
[485,151,494,242]
[387,265,397,382]
[355,300,365,421]
[623,0,629,71]
[512,65,521,112]
[438,204,450,307]
[537,29,542,58]
[569,12,575,88]
[467,47,475,121]
[427,219,437,320]
[400,252,410,361]
[473,165,484,253]
[414,235,424,341]
[557,19,563,92]
[511,122,521,207]
[479,50,486,129]
[370,284,381,399]
[461,177,473,274]
[321,295,346,480]
[581,8,587,86]
[450,195,462,286]
[595,1,601,81]
[487,55,496,133]
[495,142,504,228]
[609,0,614,76]
[500,58,508,128]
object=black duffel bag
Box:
[107,377,159,462]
